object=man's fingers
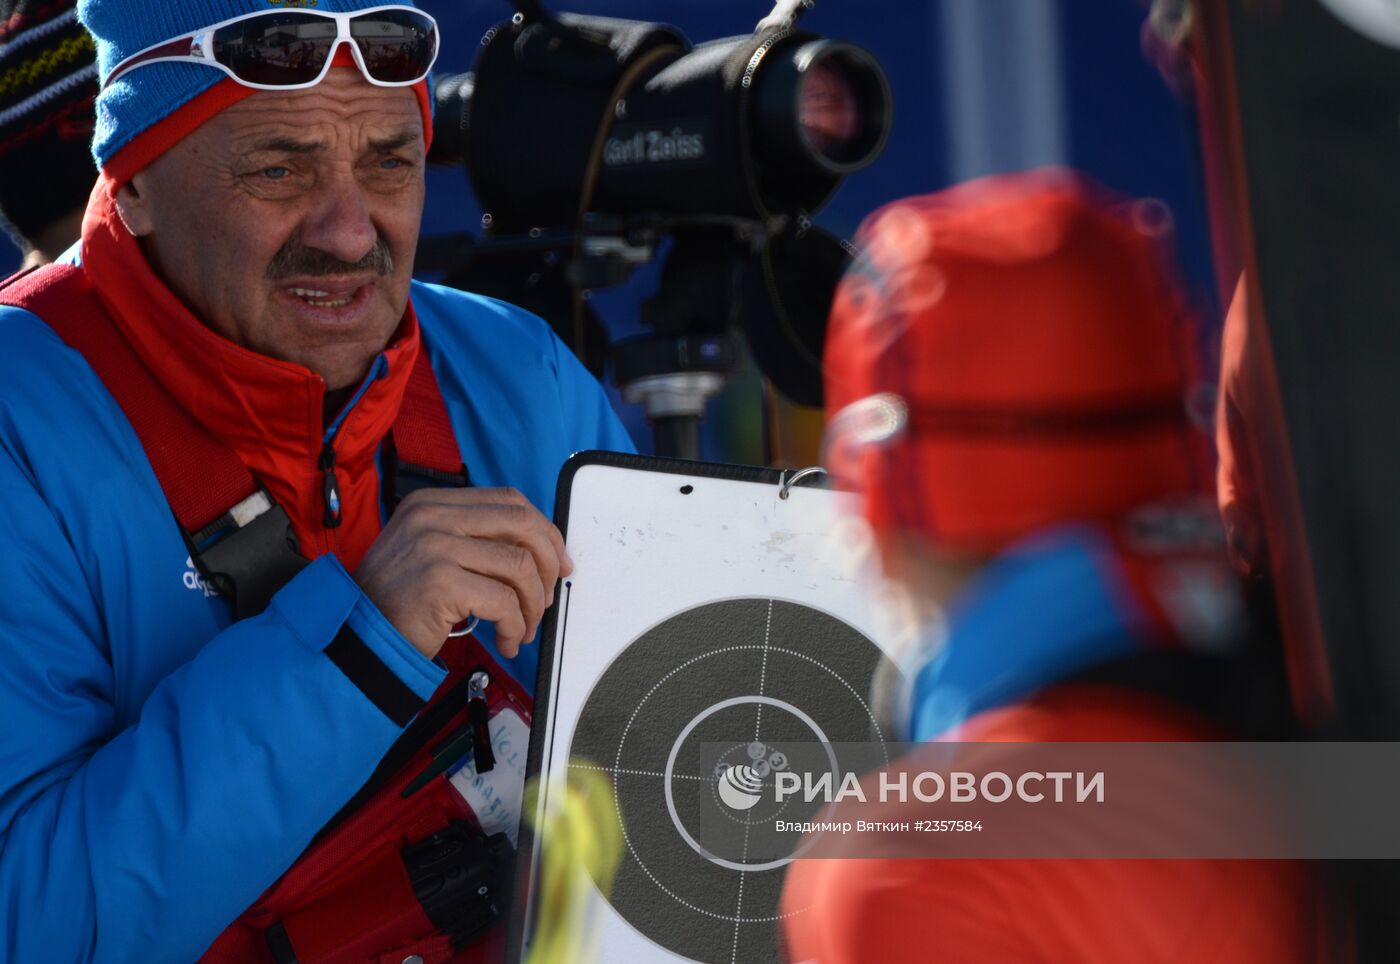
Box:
[397,486,531,510]
[455,504,562,604]
[444,569,530,657]
[367,489,571,659]
[401,488,573,576]
[440,535,548,640]
[407,500,565,601]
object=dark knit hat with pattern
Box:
[0,0,96,241]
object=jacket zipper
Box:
[317,355,388,535]
[466,671,496,774]
[319,442,342,528]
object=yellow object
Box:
[523,762,625,964]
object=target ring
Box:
[662,695,840,872]
[568,597,894,962]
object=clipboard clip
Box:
[778,466,826,501]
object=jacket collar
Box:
[906,525,1146,741]
[904,509,1243,741]
[78,176,420,550]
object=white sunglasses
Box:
[103,4,439,91]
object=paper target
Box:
[568,597,892,963]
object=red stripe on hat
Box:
[102,79,253,186]
[103,64,434,185]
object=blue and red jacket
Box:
[783,517,1328,964]
[0,185,633,962]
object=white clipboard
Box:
[511,451,905,964]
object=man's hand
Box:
[356,488,571,660]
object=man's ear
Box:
[111,174,155,237]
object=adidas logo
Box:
[182,556,219,598]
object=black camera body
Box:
[426,6,892,455]
[435,13,889,229]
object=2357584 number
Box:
[915,820,983,832]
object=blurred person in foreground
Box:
[781,170,1330,963]
[0,0,98,266]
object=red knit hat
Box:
[824,169,1213,554]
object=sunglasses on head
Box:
[103,4,439,91]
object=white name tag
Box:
[449,708,529,847]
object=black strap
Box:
[264,921,298,964]
[380,434,472,515]
[324,626,427,728]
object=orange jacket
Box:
[782,685,1331,964]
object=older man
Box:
[0,1,632,961]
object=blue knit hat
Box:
[78,0,419,171]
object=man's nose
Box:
[299,172,377,267]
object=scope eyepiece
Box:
[754,40,893,177]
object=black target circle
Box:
[568,597,892,963]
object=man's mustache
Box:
[266,237,394,281]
